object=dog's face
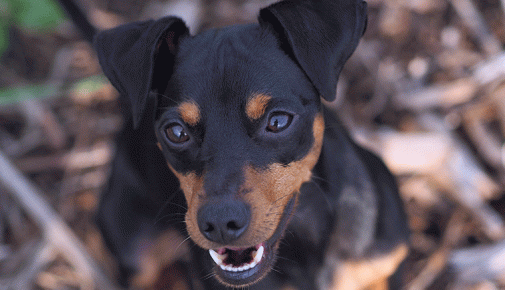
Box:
[154,25,324,286]
[94,0,367,287]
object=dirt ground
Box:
[1,0,505,289]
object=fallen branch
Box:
[449,0,502,56]
[449,240,505,286]
[407,210,467,290]
[8,241,56,290]
[0,150,117,289]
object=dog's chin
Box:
[206,196,297,287]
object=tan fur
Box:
[241,114,325,245]
[329,244,409,290]
[167,164,204,206]
[178,100,201,126]
[245,93,272,120]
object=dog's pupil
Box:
[166,124,189,143]
[268,114,291,132]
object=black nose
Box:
[197,200,250,244]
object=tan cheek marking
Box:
[157,142,162,151]
[245,93,272,120]
[258,113,324,202]
[177,100,201,126]
[166,164,203,206]
[166,164,212,248]
[330,244,409,290]
[243,114,325,242]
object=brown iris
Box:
[166,123,190,144]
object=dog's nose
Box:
[197,200,250,244]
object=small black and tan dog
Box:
[93,0,409,289]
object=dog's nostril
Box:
[227,221,240,230]
[204,223,215,233]
[197,200,251,244]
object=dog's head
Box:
[95,0,366,287]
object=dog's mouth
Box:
[209,239,282,288]
[209,243,265,272]
[208,242,273,287]
[206,196,297,287]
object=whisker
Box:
[272,192,293,204]
[174,236,192,254]
[284,229,295,239]
[310,173,330,184]
[154,189,186,225]
[276,255,298,266]
[155,219,186,226]
[152,92,179,104]
[155,212,186,223]
[201,271,216,281]
[307,179,333,210]
[270,266,283,274]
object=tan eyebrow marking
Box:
[177,100,201,126]
[245,93,272,120]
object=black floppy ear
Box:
[259,0,367,101]
[94,17,189,128]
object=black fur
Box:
[93,0,409,289]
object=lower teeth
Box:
[209,245,264,272]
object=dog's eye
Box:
[267,112,293,133]
[165,123,190,144]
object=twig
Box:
[8,241,57,290]
[393,78,478,111]
[449,0,502,56]
[474,53,505,85]
[407,210,467,290]
[0,150,118,289]
[449,240,505,286]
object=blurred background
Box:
[0,0,504,289]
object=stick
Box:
[8,241,57,290]
[0,150,118,289]
[450,240,505,285]
[450,0,501,56]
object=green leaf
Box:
[0,83,58,105]
[0,22,8,58]
[71,75,110,95]
[0,0,9,57]
[10,0,66,31]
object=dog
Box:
[93,0,409,289]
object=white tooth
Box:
[214,247,265,273]
[253,246,264,263]
[220,260,261,272]
[209,250,225,265]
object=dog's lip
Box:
[208,195,297,287]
